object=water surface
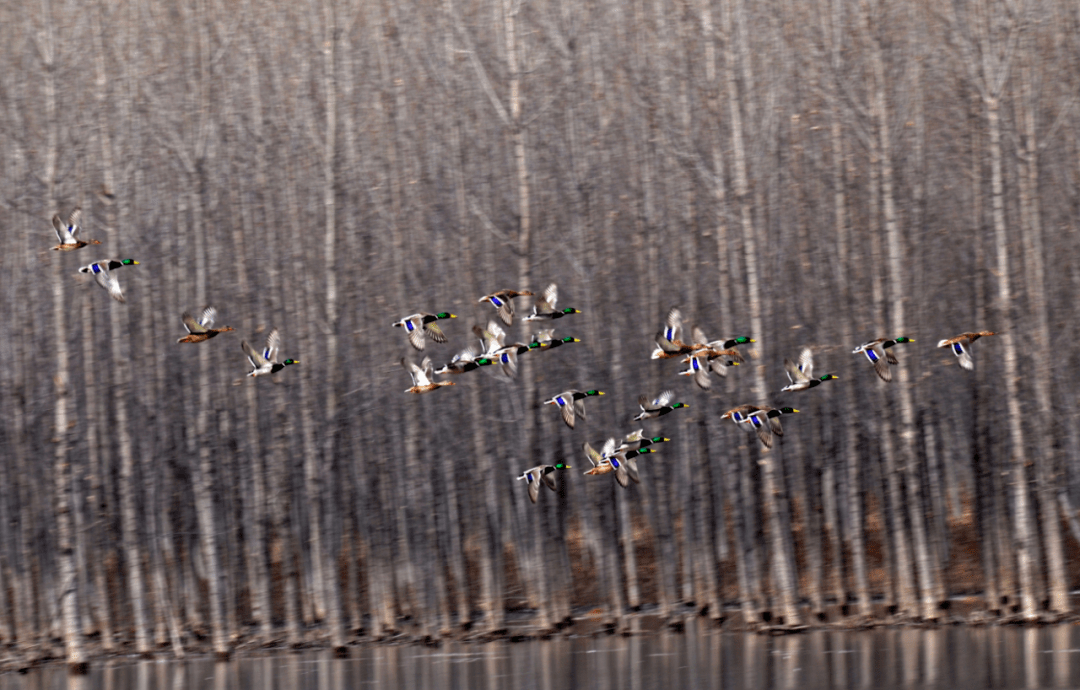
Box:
[9,621,1080,690]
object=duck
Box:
[400,356,456,393]
[479,289,534,326]
[241,329,300,377]
[651,307,701,359]
[78,259,138,302]
[691,326,755,353]
[51,208,101,251]
[852,337,914,382]
[473,321,538,356]
[780,348,838,392]
[392,312,456,351]
[517,463,571,503]
[617,430,670,453]
[582,439,655,487]
[177,306,235,343]
[633,390,690,420]
[937,331,996,370]
[721,405,799,449]
[467,322,525,379]
[542,389,605,429]
[678,347,741,389]
[434,345,482,375]
[523,283,580,321]
[688,345,742,372]
[531,328,580,350]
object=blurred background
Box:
[1,0,1079,662]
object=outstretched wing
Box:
[797,348,813,378]
[662,307,683,343]
[784,358,808,384]
[535,283,558,313]
[92,264,125,302]
[559,397,577,429]
[263,329,281,364]
[540,471,557,493]
[182,311,208,335]
[401,357,430,386]
[583,442,604,468]
[651,390,674,409]
[242,340,268,368]
[52,213,77,244]
[424,320,449,344]
[197,306,217,330]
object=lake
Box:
[8,620,1080,689]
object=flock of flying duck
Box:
[52,207,995,503]
[51,207,299,376]
[389,281,996,505]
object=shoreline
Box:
[7,599,1080,676]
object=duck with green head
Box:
[633,390,689,420]
[434,345,482,375]
[692,326,755,352]
[583,438,655,487]
[618,429,670,453]
[393,312,456,351]
[852,337,914,382]
[78,258,139,302]
[532,328,580,350]
[242,329,300,377]
[523,283,580,321]
[543,389,605,429]
[780,347,838,392]
[722,404,799,449]
[517,463,571,503]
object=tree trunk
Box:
[37,0,86,667]
[987,95,1037,619]
[1017,35,1066,612]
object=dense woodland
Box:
[1,0,1079,671]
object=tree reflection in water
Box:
[19,622,1080,690]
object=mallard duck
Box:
[721,404,799,448]
[434,345,482,375]
[485,346,521,380]
[678,347,741,389]
[693,327,756,352]
[241,329,300,377]
[473,321,536,356]
[51,208,101,251]
[583,439,655,487]
[651,307,700,359]
[852,337,914,382]
[618,429,670,453]
[780,348,838,392]
[479,289,534,326]
[633,390,690,420]
[400,356,456,393]
[392,312,456,351]
[523,283,580,321]
[531,328,580,349]
[78,259,138,302]
[517,463,571,503]
[692,326,754,352]
[543,389,605,429]
[177,307,235,343]
[937,331,996,370]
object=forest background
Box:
[1,0,1079,670]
